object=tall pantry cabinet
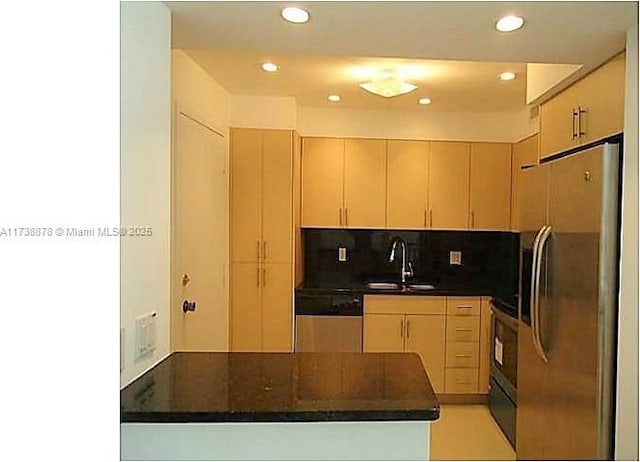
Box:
[230,128,299,352]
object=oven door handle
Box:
[491,303,519,330]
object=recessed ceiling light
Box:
[496,15,524,32]
[328,94,341,102]
[499,72,516,81]
[261,62,279,72]
[418,97,432,105]
[281,7,310,24]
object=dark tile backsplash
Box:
[302,228,519,298]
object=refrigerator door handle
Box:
[530,225,547,356]
[533,225,552,362]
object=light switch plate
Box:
[338,247,347,262]
[134,311,157,359]
[450,251,462,265]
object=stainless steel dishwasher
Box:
[294,291,363,352]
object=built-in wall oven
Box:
[489,299,518,448]
[294,291,363,353]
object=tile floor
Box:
[430,405,515,461]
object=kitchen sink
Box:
[406,284,435,291]
[366,282,401,290]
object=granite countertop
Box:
[295,281,492,297]
[121,352,440,423]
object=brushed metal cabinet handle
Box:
[400,319,404,338]
[471,211,475,228]
[256,267,260,287]
[429,209,433,227]
[345,208,349,227]
[339,208,343,226]
[572,108,578,140]
[456,379,470,385]
[578,106,587,138]
[406,319,411,339]
[423,209,427,228]
[262,241,267,260]
[455,328,473,332]
[256,240,261,261]
[455,353,472,358]
[262,267,266,287]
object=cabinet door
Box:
[469,143,512,230]
[429,141,470,229]
[405,314,446,393]
[539,84,579,159]
[387,140,429,229]
[511,134,539,231]
[261,263,293,352]
[230,128,262,262]
[301,137,344,227]
[230,262,262,351]
[363,314,404,352]
[344,138,387,228]
[262,130,293,263]
[577,52,625,144]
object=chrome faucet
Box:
[388,237,414,284]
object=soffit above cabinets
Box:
[166,2,636,113]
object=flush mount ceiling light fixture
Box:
[499,71,516,81]
[418,97,432,105]
[281,7,310,24]
[496,15,525,32]
[359,70,418,98]
[327,94,341,102]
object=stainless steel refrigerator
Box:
[516,141,621,460]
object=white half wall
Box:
[297,106,536,143]
[615,20,639,461]
[120,1,172,387]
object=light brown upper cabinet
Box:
[387,140,429,229]
[429,141,470,230]
[469,143,512,230]
[302,137,386,228]
[344,138,387,228]
[511,134,539,231]
[539,52,625,160]
[230,128,296,352]
[301,137,344,227]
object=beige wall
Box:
[120,1,171,387]
[297,105,536,143]
[526,63,583,105]
[615,21,639,461]
[173,50,232,132]
[231,95,297,129]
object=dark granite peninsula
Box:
[121,352,439,460]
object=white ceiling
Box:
[165,1,636,113]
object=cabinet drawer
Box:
[364,295,446,315]
[445,368,478,394]
[445,342,479,368]
[446,316,480,342]
[446,297,481,316]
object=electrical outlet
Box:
[338,247,347,262]
[450,251,462,266]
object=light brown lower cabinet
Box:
[363,295,446,393]
[364,295,491,397]
[230,262,292,352]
